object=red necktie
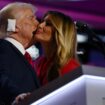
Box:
[24,52,34,68]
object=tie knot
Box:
[24,52,32,60]
[24,52,34,68]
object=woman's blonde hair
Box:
[43,11,78,81]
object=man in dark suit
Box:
[0,2,40,105]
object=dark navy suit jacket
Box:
[0,39,40,105]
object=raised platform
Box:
[17,65,105,105]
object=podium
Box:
[17,65,105,105]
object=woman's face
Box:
[34,15,55,43]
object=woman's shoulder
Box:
[60,59,80,75]
[69,59,80,66]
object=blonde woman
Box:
[34,11,80,86]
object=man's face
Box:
[34,15,55,43]
[16,8,39,47]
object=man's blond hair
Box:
[0,2,37,38]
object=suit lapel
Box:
[3,39,40,87]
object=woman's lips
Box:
[35,30,43,34]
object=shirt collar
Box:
[5,37,25,55]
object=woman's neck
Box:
[42,42,56,59]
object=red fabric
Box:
[24,52,34,68]
[34,56,80,86]
[34,56,52,85]
[60,59,80,75]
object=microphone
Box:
[75,21,90,33]
[75,21,98,38]
[75,21,105,57]
[75,21,88,29]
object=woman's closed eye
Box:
[45,21,52,26]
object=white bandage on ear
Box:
[7,19,16,32]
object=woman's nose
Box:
[38,22,45,28]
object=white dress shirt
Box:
[5,37,25,55]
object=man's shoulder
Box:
[0,39,10,46]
